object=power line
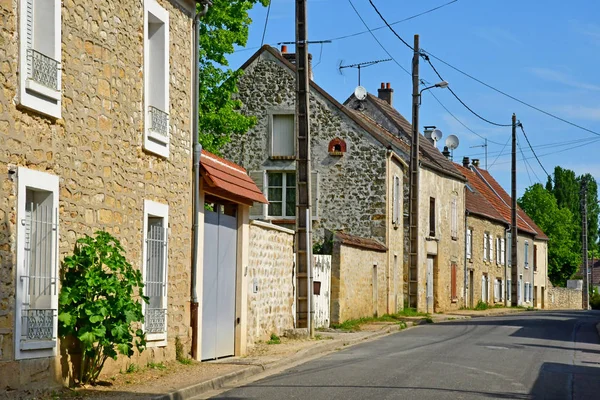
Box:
[420,49,600,138]
[518,137,534,186]
[493,137,600,166]
[489,133,511,170]
[518,123,551,178]
[469,136,600,158]
[367,0,414,51]
[260,0,272,47]
[347,0,411,76]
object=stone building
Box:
[223,45,408,316]
[456,159,549,309]
[345,86,467,314]
[0,0,200,390]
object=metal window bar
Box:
[145,224,167,334]
[27,48,60,91]
[148,106,169,138]
[20,203,58,341]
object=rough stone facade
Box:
[330,236,388,324]
[246,221,295,347]
[546,281,583,310]
[223,49,389,245]
[1,0,194,389]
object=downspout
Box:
[191,0,211,360]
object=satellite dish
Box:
[431,129,443,141]
[445,134,460,150]
[354,86,367,101]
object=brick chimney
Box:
[280,45,313,80]
[378,82,393,106]
[472,159,480,168]
[462,156,470,168]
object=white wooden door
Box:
[426,257,434,313]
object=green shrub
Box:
[474,300,489,311]
[266,333,281,344]
[590,287,600,310]
[58,231,147,385]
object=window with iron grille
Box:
[15,168,59,360]
[19,0,62,118]
[429,197,435,237]
[144,0,170,157]
[143,200,169,345]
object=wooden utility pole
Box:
[408,34,420,309]
[511,113,519,306]
[295,0,313,335]
[582,179,589,310]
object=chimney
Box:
[462,156,470,168]
[442,146,451,159]
[281,45,313,80]
[378,82,394,106]
[423,126,436,145]
[472,159,480,168]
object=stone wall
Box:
[246,221,295,347]
[0,0,194,389]
[546,282,583,310]
[223,50,388,245]
[330,236,388,324]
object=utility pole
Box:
[582,179,589,310]
[295,0,313,336]
[511,114,519,306]
[408,34,420,309]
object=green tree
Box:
[58,232,147,385]
[519,183,580,286]
[578,173,599,253]
[198,0,269,154]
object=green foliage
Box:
[198,0,269,154]
[266,333,281,344]
[147,362,167,371]
[125,363,139,374]
[395,307,428,317]
[519,183,581,286]
[425,317,434,324]
[474,300,489,310]
[398,321,408,329]
[331,310,430,331]
[590,287,600,310]
[58,231,147,385]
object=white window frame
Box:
[450,197,458,239]
[18,0,62,118]
[144,0,170,158]
[489,234,494,263]
[15,167,60,360]
[392,175,400,226]
[142,200,169,346]
[269,111,296,159]
[466,228,472,260]
[481,274,488,302]
[483,232,488,261]
[265,171,297,219]
[501,238,506,266]
[524,240,529,269]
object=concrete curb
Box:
[151,325,403,400]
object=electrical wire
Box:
[518,137,534,186]
[488,133,511,170]
[260,0,272,47]
[347,0,411,76]
[519,123,551,178]
[468,136,600,159]
[420,49,600,138]
[493,137,600,166]
[367,0,414,51]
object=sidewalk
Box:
[25,308,526,400]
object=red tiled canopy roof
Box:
[200,150,268,206]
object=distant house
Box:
[456,158,549,308]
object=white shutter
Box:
[507,233,512,266]
[466,229,472,259]
[272,114,295,157]
[489,235,494,263]
[249,170,266,219]
[25,0,34,78]
[483,233,488,261]
[501,238,506,265]
[311,171,319,219]
[392,176,399,225]
[501,279,505,301]
[451,198,457,238]
[481,275,486,301]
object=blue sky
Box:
[225,0,600,196]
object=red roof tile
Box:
[201,150,268,205]
[454,164,505,224]
[335,231,387,252]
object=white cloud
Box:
[570,20,600,45]
[475,27,522,47]
[529,67,600,92]
[554,105,600,121]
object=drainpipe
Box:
[191,0,211,361]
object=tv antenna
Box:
[470,138,488,169]
[338,58,391,86]
[445,135,460,161]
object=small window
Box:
[466,229,472,260]
[392,176,400,225]
[267,172,296,218]
[143,200,169,345]
[483,232,488,261]
[19,0,62,117]
[429,197,435,237]
[450,197,458,239]
[144,0,170,157]
[15,168,59,360]
[271,114,295,158]
[524,241,529,268]
[451,263,457,301]
[533,244,538,272]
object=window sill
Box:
[269,155,295,160]
[426,236,438,242]
[20,339,56,351]
[26,79,61,101]
[148,129,169,145]
[270,218,296,225]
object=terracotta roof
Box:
[455,163,548,240]
[366,94,465,182]
[454,164,506,224]
[334,231,387,252]
[200,150,268,205]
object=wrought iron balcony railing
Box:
[21,308,55,341]
[27,48,60,91]
[145,308,167,334]
[148,106,169,139]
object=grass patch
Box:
[331,309,429,331]
[474,301,489,311]
[425,317,434,324]
[266,333,281,344]
[125,363,138,374]
[395,308,429,317]
[179,358,193,365]
[314,334,333,340]
[147,362,167,371]
[398,321,408,330]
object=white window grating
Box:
[148,105,169,141]
[145,221,167,334]
[20,201,58,341]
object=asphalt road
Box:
[212,311,600,400]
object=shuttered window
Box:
[143,200,169,345]
[249,171,267,219]
[507,279,512,301]
[483,233,488,261]
[429,197,436,237]
[533,244,538,272]
[451,197,458,239]
[524,241,529,268]
[489,234,494,263]
[466,229,472,260]
[451,263,457,301]
[15,168,59,360]
[271,114,295,158]
[501,238,506,265]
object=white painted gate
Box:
[313,255,331,328]
[202,207,237,360]
[426,257,434,314]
